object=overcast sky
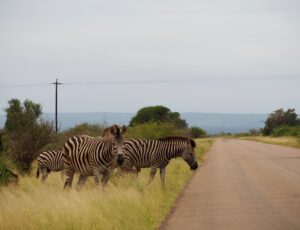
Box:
[0,0,299,114]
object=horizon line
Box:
[0,111,271,115]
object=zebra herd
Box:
[36,124,199,190]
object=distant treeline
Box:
[224,108,300,137]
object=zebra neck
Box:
[162,141,184,159]
[101,140,114,159]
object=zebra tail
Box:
[36,168,40,179]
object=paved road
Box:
[161,139,300,230]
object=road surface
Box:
[161,139,300,230]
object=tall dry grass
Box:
[0,139,212,230]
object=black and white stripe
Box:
[0,167,18,185]
[36,150,64,182]
[120,136,198,189]
[62,125,126,189]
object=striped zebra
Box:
[36,150,64,182]
[0,167,18,185]
[120,136,198,189]
[63,124,126,189]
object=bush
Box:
[129,105,187,129]
[45,123,106,150]
[63,123,105,136]
[3,99,54,174]
[263,108,299,135]
[126,122,188,139]
[0,157,18,186]
[0,159,8,186]
[189,127,207,138]
[0,130,4,153]
[271,125,300,137]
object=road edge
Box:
[159,140,214,229]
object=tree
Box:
[129,105,187,128]
[262,108,299,135]
[0,130,4,153]
[3,99,54,174]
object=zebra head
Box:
[109,124,127,166]
[181,139,198,170]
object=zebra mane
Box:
[102,128,112,138]
[101,125,126,141]
[158,136,196,148]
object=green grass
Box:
[0,139,213,230]
[238,136,300,148]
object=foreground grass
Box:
[238,136,300,148]
[0,139,213,230]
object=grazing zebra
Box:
[120,136,198,189]
[0,167,18,185]
[63,124,126,189]
[36,150,64,182]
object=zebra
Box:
[62,124,126,190]
[119,136,198,189]
[36,150,64,182]
[0,167,18,186]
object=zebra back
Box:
[37,150,64,172]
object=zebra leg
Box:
[160,167,166,190]
[148,167,158,185]
[92,166,101,187]
[63,167,75,189]
[135,167,141,176]
[60,170,65,180]
[77,174,87,188]
[101,170,111,186]
[41,167,48,182]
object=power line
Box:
[63,75,300,85]
[0,83,51,88]
[0,74,299,88]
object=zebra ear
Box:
[120,125,127,135]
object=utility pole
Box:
[52,79,62,132]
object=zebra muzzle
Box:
[117,154,124,166]
[190,161,198,170]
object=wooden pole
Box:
[52,79,61,132]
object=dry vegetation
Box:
[238,136,300,148]
[0,139,213,230]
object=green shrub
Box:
[126,122,187,139]
[189,127,207,138]
[45,123,106,150]
[272,125,300,137]
[263,108,299,135]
